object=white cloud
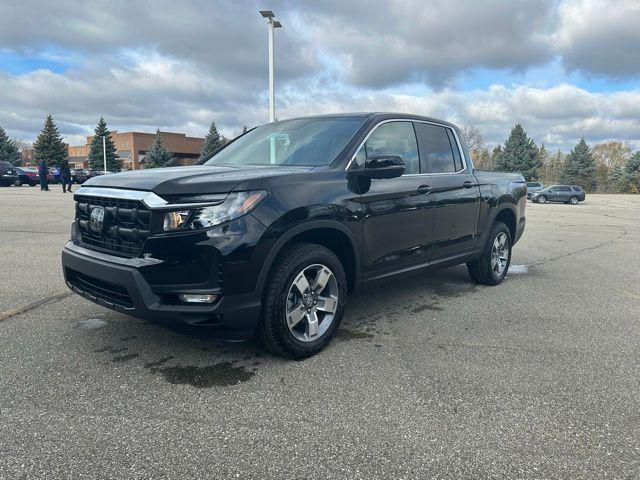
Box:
[1,0,640,151]
[555,0,640,77]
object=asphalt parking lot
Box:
[1,187,639,479]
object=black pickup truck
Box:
[62,113,526,358]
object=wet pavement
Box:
[1,188,639,479]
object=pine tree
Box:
[607,164,630,193]
[143,130,174,169]
[0,125,20,165]
[33,115,68,166]
[200,120,225,160]
[496,124,541,181]
[88,117,121,171]
[624,152,640,192]
[491,145,503,169]
[560,138,597,191]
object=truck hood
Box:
[83,165,313,195]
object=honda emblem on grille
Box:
[89,207,106,234]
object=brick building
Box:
[68,131,204,170]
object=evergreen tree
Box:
[0,125,20,165]
[607,164,630,193]
[496,124,541,180]
[143,130,174,168]
[491,145,503,169]
[560,138,597,191]
[88,117,121,171]
[200,120,225,160]
[624,152,640,192]
[33,115,68,166]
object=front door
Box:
[353,121,436,282]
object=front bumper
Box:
[62,241,262,341]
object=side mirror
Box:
[351,154,406,179]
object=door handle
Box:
[417,184,431,194]
[462,180,473,189]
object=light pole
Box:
[259,10,282,123]
[99,135,107,173]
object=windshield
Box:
[203,117,363,167]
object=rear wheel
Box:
[258,243,347,359]
[569,196,579,205]
[467,221,512,286]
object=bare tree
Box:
[592,141,630,168]
[13,139,34,166]
[460,126,486,162]
[231,125,249,140]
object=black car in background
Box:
[526,182,544,199]
[531,185,585,204]
[0,161,19,186]
[72,169,90,184]
[15,167,39,186]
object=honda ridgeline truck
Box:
[62,113,526,358]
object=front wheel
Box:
[467,221,512,286]
[258,243,347,359]
[537,195,547,204]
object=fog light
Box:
[178,294,218,304]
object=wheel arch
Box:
[256,221,361,295]
[490,205,517,243]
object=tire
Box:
[15,179,22,186]
[569,196,579,205]
[467,221,512,286]
[537,195,547,204]
[258,242,348,359]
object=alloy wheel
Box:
[491,232,509,277]
[285,264,339,342]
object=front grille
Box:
[75,195,155,257]
[66,269,134,309]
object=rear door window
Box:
[415,123,458,173]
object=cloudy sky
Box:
[1,0,639,151]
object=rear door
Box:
[557,186,572,201]
[414,123,480,261]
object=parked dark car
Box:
[72,169,90,184]
[62,113,527,358]
[526,182,544,199]
[531,185,585,204]
[15,167,39,186]
[0,161,19,186]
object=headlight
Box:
[163,210,190,230]
[162,191,267,231]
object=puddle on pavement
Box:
[508,264,529,275]
[78,318,107,330]
[336,328,374,341]
[411,302,444,313]
[152,362,254,388]
[144,356,174,369]
[112,353,139,363]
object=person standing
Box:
[60,159,72,193]
[38,158,49,191]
